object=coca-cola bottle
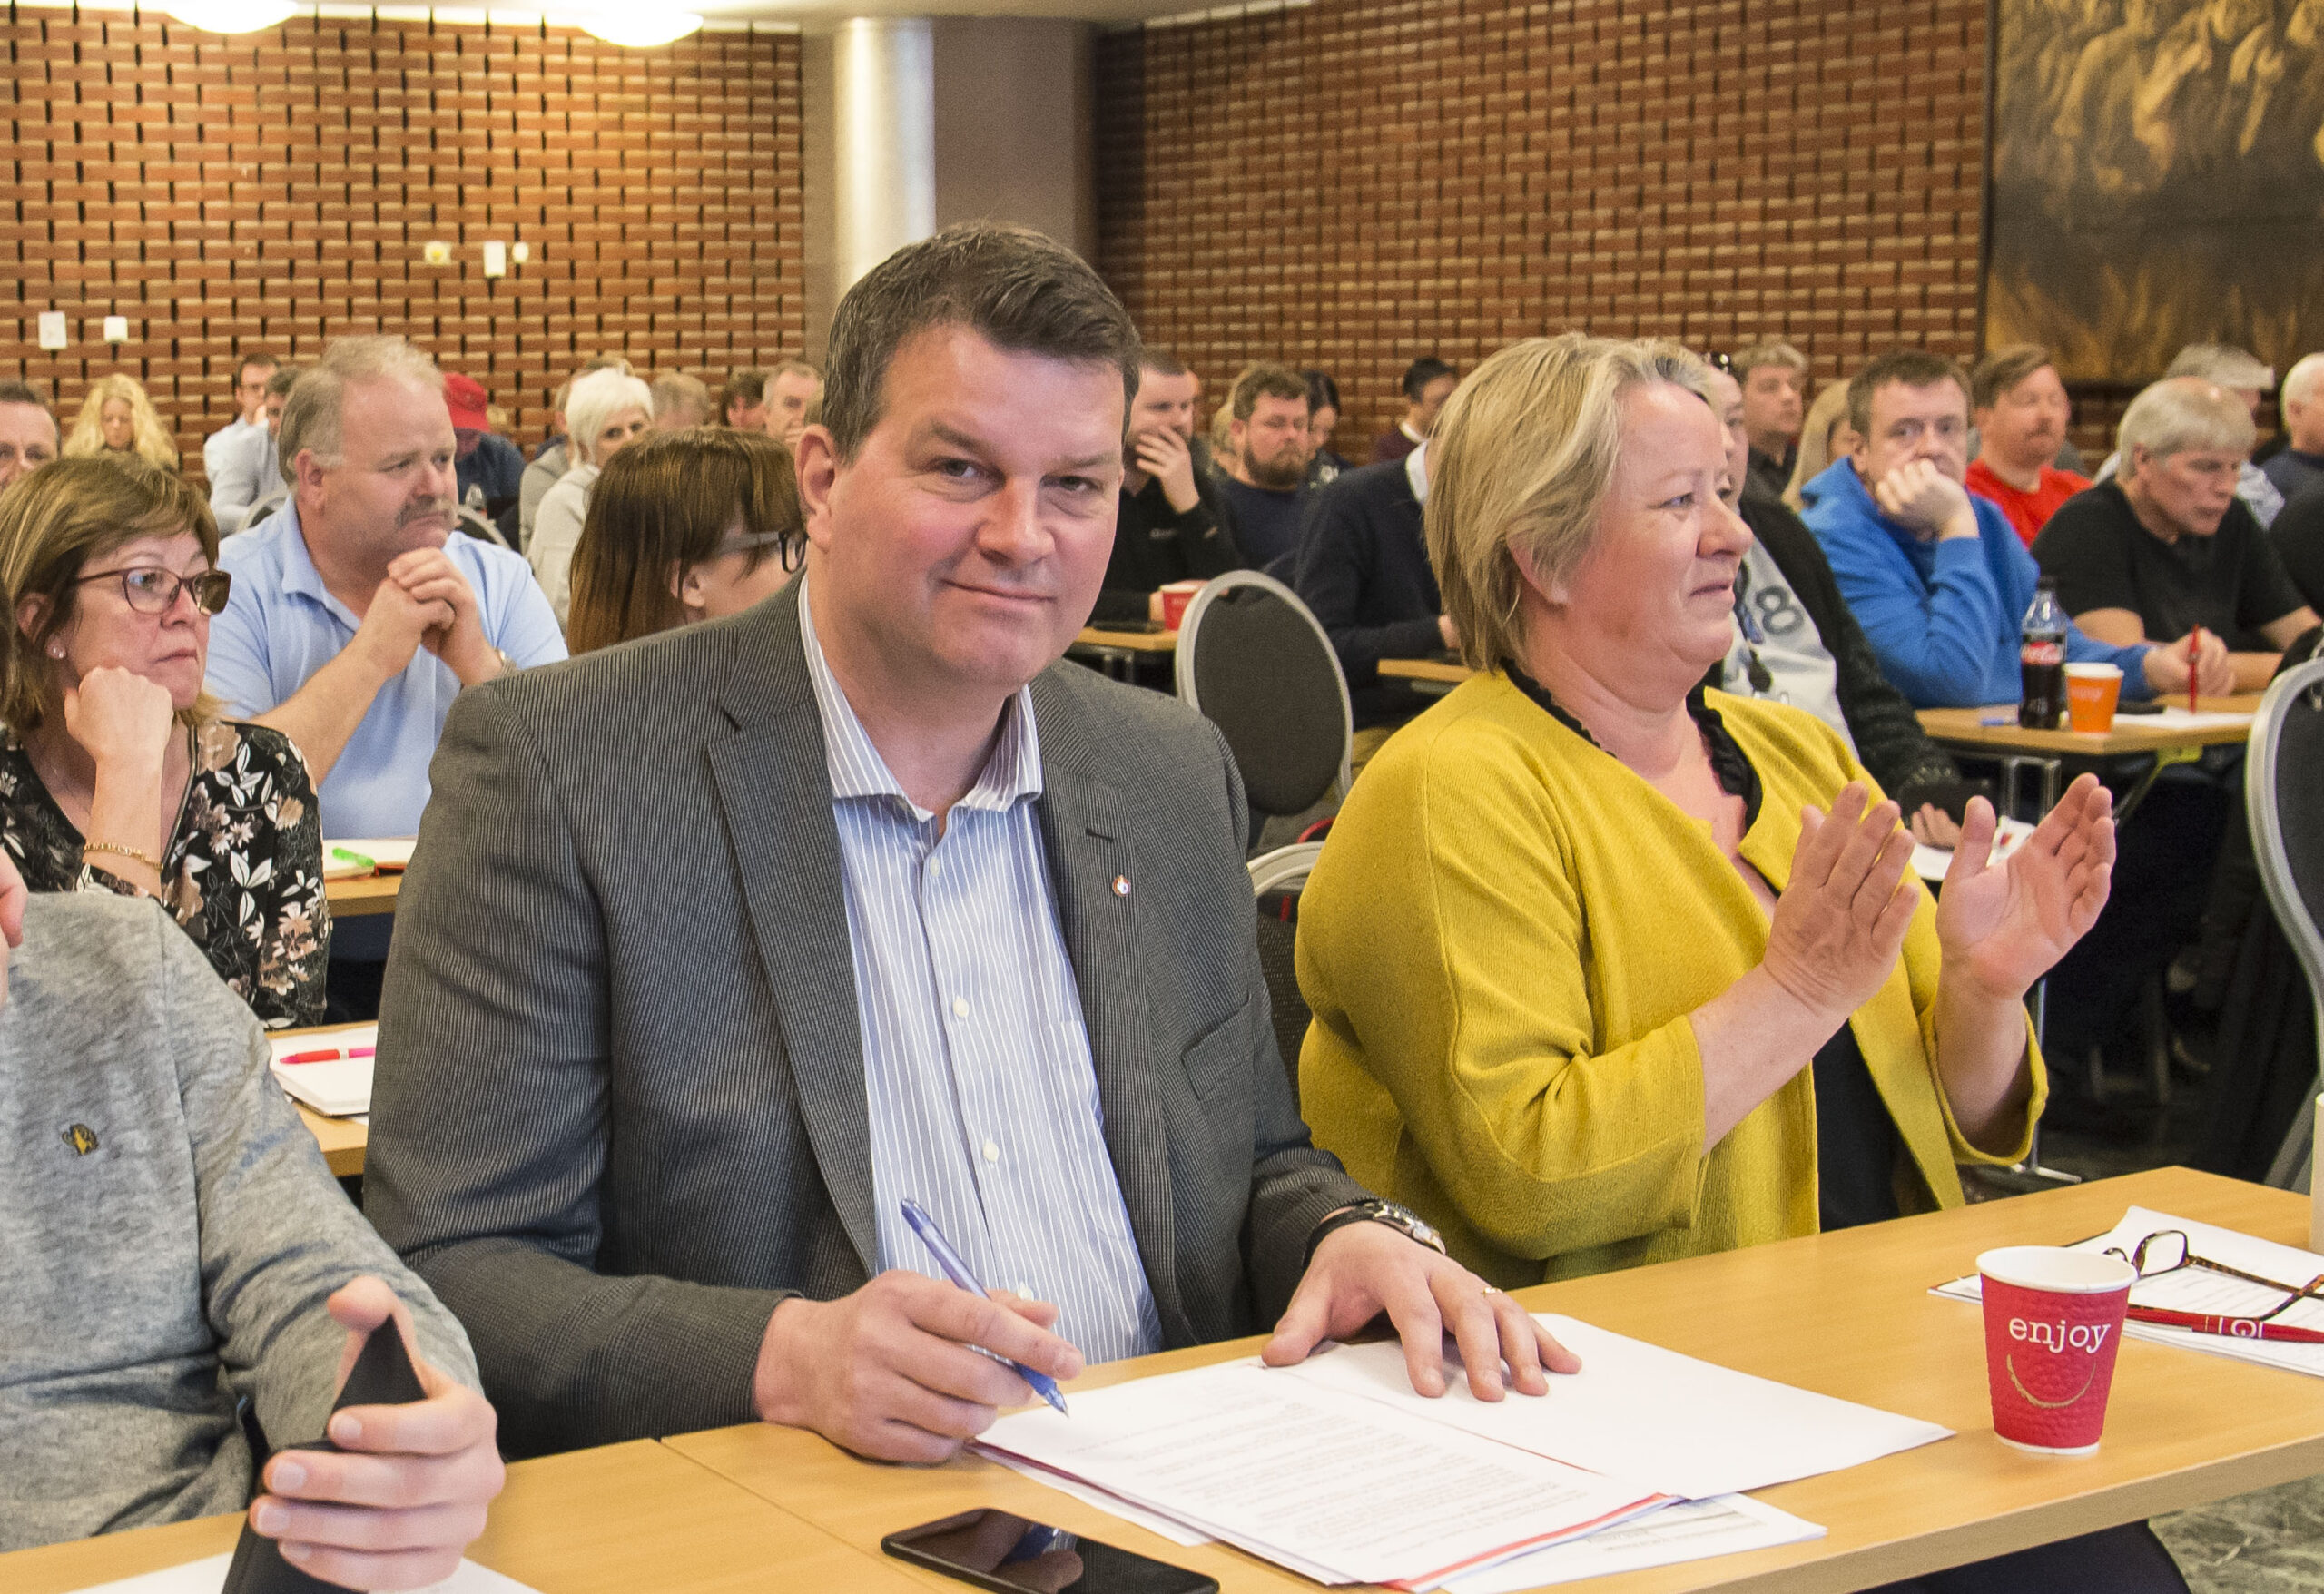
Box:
[2019,577,2067,729]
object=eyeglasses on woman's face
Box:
[714,529,807,574]
[74,565,232,616]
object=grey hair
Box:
[564,369,655,466]
[2118,376,2257,467]
[278,336,443,479]
[2280,353,2324,409]
[2165,342,2275,392]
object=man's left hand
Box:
[388,548,499,687]
[249,1277,505,1591]
[1261,1220,1579,1400]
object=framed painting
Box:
[1983,0,2324,379]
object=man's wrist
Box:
[1161,477,1201,514]
[448,639,507,688]
[1305,1198,1447,1271]
[752,1296,811,1426]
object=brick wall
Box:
[2,12,803,477]
[1097,0,1991,459]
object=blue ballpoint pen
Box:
[900,1198,1071,1417]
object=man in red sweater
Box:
[1966,344,2091,545]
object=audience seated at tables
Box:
[1292,446,1449,753]
[208,364,293,535]
[366,221,1555,1465]
[1369,356,1454,464]
[2271,479,2324,614]
[1295,331,2186,1592]
[64,374,178,473]
[519,355,629,549]
[447,373,527,547]
[1212,362,1315,576]
[529,369,654,627]
[763,359,822,452]
[208,336,566,1018]
[0,381,61,489]
[1092,348,1241,626]
[717,367,768,431]
[1801,349,2202,709]
[565,428,803,654]
[1697,365,1965,842]
[1965,345,2091,545]
[2260,354,2324,503]
[202,351,277,485]
[1782,379,1856,511]
[2098,344,2284,527]
[0,458,328,1027]
[1733,339,1807,500]
[2035,377,2318,692]
[0,847,501,1577]
[650,370,713,432]
[1303,369,1349,486]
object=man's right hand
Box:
[752,1272,1084,1463]
[1133,427,1203,514]
[1872,459,1980,542]
[351,577,456,683]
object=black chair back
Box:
[1175,573,1352,824]
[2246,656,2324,1187]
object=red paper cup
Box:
[1977,1246,2135,1455]
[1157,581,1204,630]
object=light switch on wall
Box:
[510,241,530,263]
[423,241,451,265]
[482,241,507,278]
[36,311,65,350]
[103,315,129,342]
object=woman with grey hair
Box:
[528,368,653,627]
[1297,333,2169,1591]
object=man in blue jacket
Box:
[1803,349,2207,707]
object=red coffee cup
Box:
[1977,1245,2135,1455]
[1157,580,1204,630]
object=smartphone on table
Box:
[883,1510,1219,1594]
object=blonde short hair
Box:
[2117,376,2256,468]
[1426,333,1713,676]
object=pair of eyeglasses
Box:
[74,566,232,615]
[2102,1228,2324,1343]
[714,529,806,573]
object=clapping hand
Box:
[1761,782,1919,1023]
[1935,776,2113,1002]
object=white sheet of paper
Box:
[1934,1205,2324,1377]
[984,1451,1212,1546]
[270,1025,378,1117]
[65,1551,537,1594]
[2135,708,2252,732]
[1912,817,2034,882]
[1435,1493,1826,1592]
[1277,1314,1950,1501]
[977,1359,1664,1586]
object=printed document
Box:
[1438,1494,1825,1592]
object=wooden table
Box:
[1072,624,1178,681]
[281,1018,374,1178]
[1916,696,2259,820]
[323,871,401,918]
[0,1438,929,1594]
[671,1167,2324,1592]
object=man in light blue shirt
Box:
[1802,349,2204,708]
[201,351,275,485]
[207,337,565,990]
[207,364,290,534]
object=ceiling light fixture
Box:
[164,0,299,31]
[576,6,703,46]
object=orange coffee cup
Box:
[2064,663,2122,733]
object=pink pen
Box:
[279,1048,342,1065]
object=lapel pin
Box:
[62,1123,99,1156]
[1111,874,1130,897]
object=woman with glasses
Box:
[564,428,805,654]
[0,458,327,1027]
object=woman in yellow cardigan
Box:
[1297,333,2117,1275]
[1296,335,2178,1591]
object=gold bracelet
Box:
[84,841,163,873]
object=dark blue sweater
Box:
[1293,459,1443,728]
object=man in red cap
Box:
[446,372,526,546]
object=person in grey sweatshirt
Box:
[0,852,504,1589]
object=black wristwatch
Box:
[1305,1197,1447,1268]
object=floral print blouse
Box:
[0,721,330,1028]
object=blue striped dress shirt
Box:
[799,591,1163,1365]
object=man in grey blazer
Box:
[368,222,1569,1463]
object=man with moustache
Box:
[1092,349,1241,625]
[1212,362,1315,576]
[208,336,566,1012]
